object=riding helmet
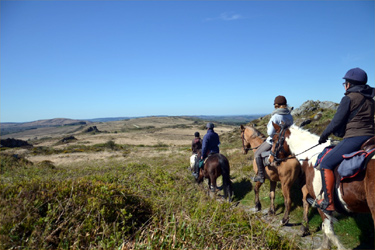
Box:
[343,67,367,84]
[274,95,287,105]
[194,132,200,137]
[206,122,214,129]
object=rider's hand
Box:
[319,134,328,144]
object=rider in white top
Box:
[252,95,294,183]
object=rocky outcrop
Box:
[0,138,32,148]
[83,126,101,133]
[291,100,338,116]
[59,136,77,143]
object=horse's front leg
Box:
[268,181,277,216]
[207,176,212,195]
[321,217,348,250]
[301,184,310,237]
[280,179,292,225]
[254,181,263,211]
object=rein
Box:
[271,125,320,163]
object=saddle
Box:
[315,137,375,181]
[261,151,271,166]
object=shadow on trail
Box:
[232,178,252,200]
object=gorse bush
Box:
[0,153,33,174]
[0,178,153,249]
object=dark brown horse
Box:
[240,124,301,225]
[269,122,375,249]
[196,151,232,202]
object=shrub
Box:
[0,179,153,249]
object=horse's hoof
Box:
[300,226,310,237]
[281,218,289,226]
[268,210,275,216]
[255,204,261,212]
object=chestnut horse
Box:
[269,123,375,250]
[196,151,233,202]
[240,124,301,225]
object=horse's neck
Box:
[245,128,265,149]
[249,137,264,148]
[288,125,329,165]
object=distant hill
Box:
[0,115,262,137]
[186,115,265,125]
[1,118,88,136]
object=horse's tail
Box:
[218,154,232,201]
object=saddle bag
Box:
[338,148,375,180]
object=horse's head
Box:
[269,122,292,166]
[240,124,265,154]
[240,125,251,154]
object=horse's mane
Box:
[246,125,267,139]
[287,124,331,165]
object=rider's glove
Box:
[319,134,328,144]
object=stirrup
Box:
[307,197,333,214]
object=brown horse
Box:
[196,151,233,202]
[269,122,375,249]
[240,124,301,225]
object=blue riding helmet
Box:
[343,67,367,84]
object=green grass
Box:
[0,149,297,249]
[1,116,374,249]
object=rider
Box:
[251,95,293,183]
[193,123,220,178]
[192,131,202,154]
[315,67,375,213]
[201,123,220,159]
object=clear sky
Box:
[1,0,374,123]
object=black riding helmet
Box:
[206,123,214,129]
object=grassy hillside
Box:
[1,112,374,249]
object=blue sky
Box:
[1,1,374,123]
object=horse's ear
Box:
[240,124,245,131]
[272,121,280,131]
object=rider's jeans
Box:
[320,136,372,170]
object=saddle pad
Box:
[314,146,335,168]
[338,148,375,180]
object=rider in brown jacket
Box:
[314,67,375,213]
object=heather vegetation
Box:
[1,106,374,249]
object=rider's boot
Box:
[251,157,265,183]
[316,168,335,213]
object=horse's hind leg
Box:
[268,181,276,216]
[254,182,263,211]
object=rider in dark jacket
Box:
[193,123,220,179]
[315,67,375,213]
[201,123,220,160]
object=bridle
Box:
[241,130,265,152]
[271,125,320,164]
[270,125,293,163]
